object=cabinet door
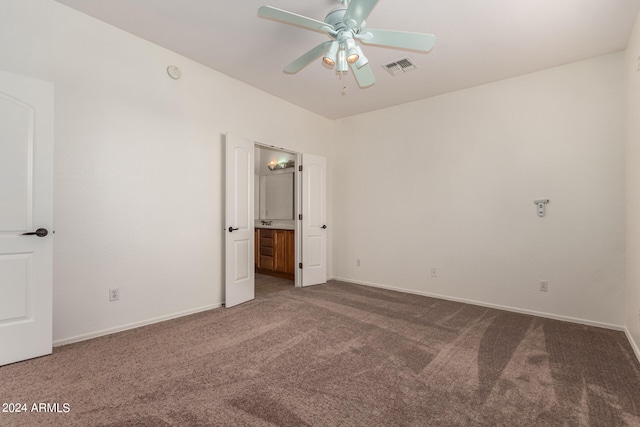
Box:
[285,230,295,275]
[273,230,287,273]
[255,229,260,269]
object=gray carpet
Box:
[1,281,639,426]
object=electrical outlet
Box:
[539,281,548,292]
[356,259,360,267]
[109,288,120,302]
[431,268,437,278]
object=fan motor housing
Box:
[324,8,348,32]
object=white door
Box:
[225,133,254,308]
[0,69,53,366]
[301,154,327,286]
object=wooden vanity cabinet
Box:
[259,229,274,271]
[255,228,294,280]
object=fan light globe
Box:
[323,41,339,67]
[354,46,368,68]
[337,49,348,73]
[344,37,359,63]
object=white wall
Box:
[0,0,630,345]
[333,53,626,327]
[626,11,640,356]
[0,0,333,344]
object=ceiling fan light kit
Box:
[344,36,359,63]
[337,49,349,73]
[354,46,368,69]
[258,0,435,88]
[323,41,339,66]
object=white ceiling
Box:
[55,0,640,119]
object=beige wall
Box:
[1,0,634,347]
[333,53,626,328]
[626,11,640,357]
[0,0,333,344]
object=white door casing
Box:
[224,133,255,308]
[0,69,54,366]
[301,154,327,286]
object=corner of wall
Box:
[625,9,640,365]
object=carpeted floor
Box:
[1,281,640,426]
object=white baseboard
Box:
[53,303,222,347]
[331,276,625,331]
[624,327,640,364]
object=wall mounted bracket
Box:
[533,199,550,217]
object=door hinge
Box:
[298,214,303,220]
[299,165,303,172]
[299,263,303,269]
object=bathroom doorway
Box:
[254,144,298,296]
[225,133,327,307]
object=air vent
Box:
[382,58,417,76]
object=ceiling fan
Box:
[257,0,435,88]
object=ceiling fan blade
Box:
[258,6,332,34]
[350,62,376,88]
[359,29,436,52]
[284,42,331,73]
[343,0,379,29]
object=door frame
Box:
[254,142,303,287]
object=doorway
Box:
[224,132,327,308]
[254,144,298,296]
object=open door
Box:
[225,133,255,308]
[301,154,327,286]
[0,69,53,366]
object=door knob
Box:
[228,227,239,232]
[321,225,327,229]
[22,228,49,237]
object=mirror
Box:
[260,173,294,220]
